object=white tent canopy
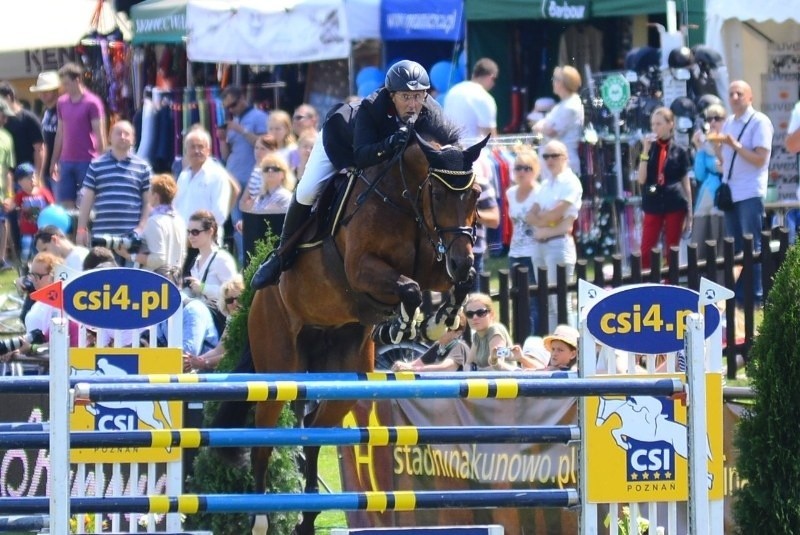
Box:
[186,0,353,65]
[705,0,800,107]
[0,0,127,53]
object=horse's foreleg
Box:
[371,276,423,344]
[421,281,471,342]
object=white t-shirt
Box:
[443,80,497,141]
[537,168,583,220]
[540,93,584,173]
[505,184,539,258]
[720,107,773,202]
[65,246,89,272]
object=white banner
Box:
[762,70,799,199]
[186,0,350,65]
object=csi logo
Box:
[70,356,174,432]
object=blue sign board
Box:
[64,268,181,330]
[586,284,721,353]
[381,0,464,41]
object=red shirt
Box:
[15,187,55,236]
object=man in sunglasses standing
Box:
[218,86,268,264]
[252,60,439,288]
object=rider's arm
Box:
[353,99,396,169]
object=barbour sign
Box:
[541,0,590,20]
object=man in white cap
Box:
[29,71,60,192]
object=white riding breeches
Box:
[295,135,339,206]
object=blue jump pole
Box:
[74,377,684,403]
[0,515,48,532]
[0,425,579,449]
[0,371,576,393]
[0,489,579,514]
[0,423,48,433]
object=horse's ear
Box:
[463,135,490,165]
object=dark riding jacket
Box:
[322,88,441,171]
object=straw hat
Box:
[30,71,60,93]
[543,324,579,351]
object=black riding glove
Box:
[387,127,410,150]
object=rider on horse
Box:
[251,60,440,289]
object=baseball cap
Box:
[14,162,35,181]
[30,71,60,93]
[0,98,14,117]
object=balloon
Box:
[355,66,383,89]
[357,78,382,98]
[37,204,72,233]
[429,60,456,92]
[435,91,448,106]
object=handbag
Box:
[714,114,756,212]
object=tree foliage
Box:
[733,244,800,533]
[185,236,302,534]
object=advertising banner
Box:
[381,0,464,42]
[340,397,745,534]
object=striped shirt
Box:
[83,151,151,235]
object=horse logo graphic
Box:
[71,357,173,435]
[595,396,713,489]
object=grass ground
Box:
[314,446,347,532]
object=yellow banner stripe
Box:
[393,491,417,510]
[495,378,519,398]
[177,495,200,514]
[368,427,389,445]
[149,495,169,513]
[465,379,488,398]
[150,430,173,448]
[246,383,268,401]
[180,429,202,448]
[275,382,299,400]
[395,426,419,445]
[148,374,171,384]
[366,492,388,512]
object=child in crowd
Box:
[12,163,54,263]
[543,324,579,371]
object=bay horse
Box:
[227,112,489,534]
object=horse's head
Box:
[410,132,490,284]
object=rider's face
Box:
[391,91,426,123]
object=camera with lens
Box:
[0,329,45,355]
[21,277,35,293]
[91,232,143,253]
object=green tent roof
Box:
[466,0,691,21]
[130,0,186,45]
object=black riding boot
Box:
[250,198,312,289]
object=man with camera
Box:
[76,121,152,263]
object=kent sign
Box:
[541,0,590,20]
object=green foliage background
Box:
[185,238,303,534]
[733,244,800,533]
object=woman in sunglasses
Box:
[637,107,692,272]
[240,154,295,215]
[184,210,237,305]
[185,275,244,372]
[463,293,516,371]
[528,139,582,331]
[690,103,727,255]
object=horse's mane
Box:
[416,109,461,148]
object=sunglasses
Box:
[293,114,309,121]
[706,116,725,122]
[187,228,207,236]
[542,153,564,160]
[465,308,490,319]
[514,165,533,172]
[30,272,50,280]
[262,166,283,173]
[225,295,240,305]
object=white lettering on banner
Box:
[385,11,458,36]
[542,0,587,20]
[134,14,186,34]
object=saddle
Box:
[297,170,358,251]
